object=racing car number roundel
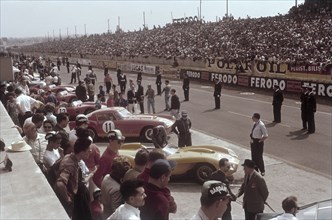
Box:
[102,120,115,133]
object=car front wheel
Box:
[141,126,153,142]
[194,163,216,184]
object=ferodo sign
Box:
[184,70,201,79]
[210,72,238,85]
[250,77,286,90]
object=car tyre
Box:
[141,126,154,142]
[194,163,216,184]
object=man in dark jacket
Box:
[237,159,269,220]
[306,86,316,134]
[300,85,308,130]
[272,85,284,123]
[171,111,192,147]
[156,72,162,95]
[213,78,222,109]
[170,89,180,119]
[136,80,144,114]
[182,73,190,101]
[75,81,87,102]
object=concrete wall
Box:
[0,103,69,219]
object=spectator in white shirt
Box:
[107,179,146,220]
[44,131,64,168]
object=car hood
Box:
[125,115,174,127]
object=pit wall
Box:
[22,52,332,98]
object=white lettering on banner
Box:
[302,83,332,97]
[186,71,201,79]
[210,73,238,85]
[250,77,286,90]
[118,63,156,75]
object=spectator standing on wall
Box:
[182,73,190,101]
[156,71,162,95]
[170,89,180,119]
[272,85,283,123]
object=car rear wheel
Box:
[141,126,154,142]
[194,163,216,184]
[87,128,97,141]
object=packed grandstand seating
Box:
[19,2,332,65]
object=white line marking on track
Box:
[228,111,291,128]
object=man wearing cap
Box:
[172,111,192,147]
[93,129,125,188]
[306,86,316,134]
[249,113,268,176]
[140,159,177,220]
[191,180,230,220]
[237,159,269,220]
[272,85,283,123]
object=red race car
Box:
[70,107,175,141]
[57,100,106,120]
[30,84,76,95]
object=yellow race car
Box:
[119,143,240,184]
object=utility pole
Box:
[47,31,49,42]
[199,0,202,20]
[118,16,120,31]
[84,24,86,36]
[75,25,77,37]
[143,11,146,28]
[226,0,229,17]
[53,29,55,40]
[59,29,61,40]
[67,27,69,38]
[108,19,110,33]
[295,0,298,7]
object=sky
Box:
[1,0,305,38]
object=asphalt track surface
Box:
[59,65,331,178]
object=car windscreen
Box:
[317,200,332,220]
[117,108,132,118]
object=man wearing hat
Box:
[156,71,162,96]
[93,129,125,188]
[191,180,230,220]
[172,110,192,147]
[237,159,269,220]
[272,85,283,123]
[140,159,176,220]
[136,80,145,114]
[306,86,316,134]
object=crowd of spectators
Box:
[19,2,331,66]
